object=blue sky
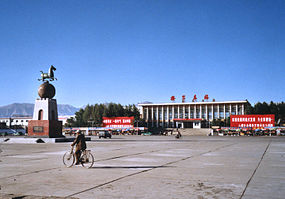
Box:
[0,0,284,107]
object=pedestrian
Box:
[176,129,182,139]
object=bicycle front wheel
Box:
[63,152,75,167]
[81,152,94,168]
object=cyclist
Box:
[71,130,87,165]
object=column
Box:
[151,106,154,127]
[178,105,180,119]
[167,106,169,128]
[242,104,244,115]
[217,104,220,119]
[142,107,144,120]
[224,104,226,119]
[162,106,164,127]
[188,105,190,119]
[206,105,208,120]
[200,104,202,119]
[212,104,214,120]
[230,104,232,116]
[146,107,149,128]
[172,106,175,128]
[146,107,149,122]
[236,104,238,115]
[156,106,159,127]
[194,105,197,118]
[183,105,185,119]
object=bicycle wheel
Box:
[63,152,75,167]
[81,152,94,168]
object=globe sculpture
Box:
[38,81,56,99]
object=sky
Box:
[0,0,284,108]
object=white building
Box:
[138,100,247,128]
[0,115,74,128]
[0,117,31,128]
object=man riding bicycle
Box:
[71,130,87,165]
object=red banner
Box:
[230,114,275,129]
[102,117,134,128]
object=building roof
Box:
[138,100,248,106]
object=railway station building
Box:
[138,100,248,128]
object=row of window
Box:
[0,120,29,123]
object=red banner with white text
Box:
[102,117,134,128]
[230,114,275,129]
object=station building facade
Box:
[138,100,248,128]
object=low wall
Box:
[160,128,211,136]
[179,128,211,136]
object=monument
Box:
[28,65,63,138]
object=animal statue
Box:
[38,65,57,81]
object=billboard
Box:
[102,117,134,128]
[230,114,275,129]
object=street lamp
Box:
[87,117,95,136]
[88,120,94,127]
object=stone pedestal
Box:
[28,120,62,138]
[28,98,63,138]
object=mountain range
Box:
[0,103,79,117]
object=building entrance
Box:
[174,119,202,129]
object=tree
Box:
[245,101,254,114]
[250,101,285,125]
[269,101,278,118]
[83,105,92,126]
[65,117,76,127]
[277,102,285,124]
[74,108,85,126]
[65,103,142,127]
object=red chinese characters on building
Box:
[204,94,209,100]
[102,117,134,128]
[182,95,186,103]
[230,114,275,129]
[192,94,197,102]
[170,96,176,101]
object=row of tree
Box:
[65,103,143,127]
[246,101,285,122]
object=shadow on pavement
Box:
[90,165,172,169]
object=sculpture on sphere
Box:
[28,64,63,138]
[38,65,57,81]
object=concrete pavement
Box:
[1,135,285,199]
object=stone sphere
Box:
[38,82,56,99]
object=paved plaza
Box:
[1,135,285,199]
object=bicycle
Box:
[63,146,94,168]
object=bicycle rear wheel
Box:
[81,151,94,168]
[63,152,75,167]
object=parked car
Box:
[98,131,112,139]
[142,132,152,136]
[13,132,25,136]
[280,130,285,136]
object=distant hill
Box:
[0,103,79,117]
